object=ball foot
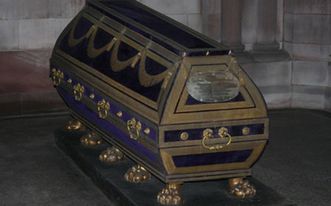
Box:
[157,183,183,206]
[80,132,103,147]
[124,165,151,183]
[229,177,256,198]
[99,146,124,164]
[65,119,84,131]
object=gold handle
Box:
[127,118,141,140]
[51,69,64,86]
[97,99,110,119]
[73,83,85,101]
[202,127,232,150]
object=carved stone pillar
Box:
[254,0,279,51]
[201,0,222,42]
[221,0,244,51]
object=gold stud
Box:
[144,128,150,135]
[180,132,189,141]
[89,93,95,99]
[242,127,250,136]
[116,111,123,117]
[67,79,72,84]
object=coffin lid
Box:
[88,0,229,57]
[51,0,266,125]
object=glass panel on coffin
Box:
[186,66,240,103]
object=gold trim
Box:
[52,53,160,123]
[160,141,266,175]
[67,16,174,88]
[159,118,268,148]
[58,75,158,153]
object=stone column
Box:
[253,0,279,51]
[221,0,244,51]
[201,0,222,42]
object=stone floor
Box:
[0,109,330,206]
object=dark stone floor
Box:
[0,109,330,206]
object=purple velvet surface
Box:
[57,85,158,163]
[173,150,252,167]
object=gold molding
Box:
[160,141,266,175]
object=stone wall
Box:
[201,0,331,111]
[0,0,202,51]
[0,0,85,50]
[138,0,202,33]
[284,0,331,111]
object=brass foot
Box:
[65,119,84,131]
[157,183,182,206]
[124,165,151,183]
[229,177,256,198]
[99,146,124,164]
[80,132,103,147]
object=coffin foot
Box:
[124,165,151,183]
[229,177,256,198]
[80,132,103,147]
[99,146,124,164]
[157,183,183,206]
[65,119,84,131]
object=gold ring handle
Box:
[127,118,141,140]
[202,127,232,150]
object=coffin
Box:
[50,0,268,203]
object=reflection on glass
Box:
[186,67,240,103]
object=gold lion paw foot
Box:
[99,146,124,164]
[229,178,256,198]
[124,165,151,183]
[80,132,103,147]
[157,183,182,206]
[65,119,84,131]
